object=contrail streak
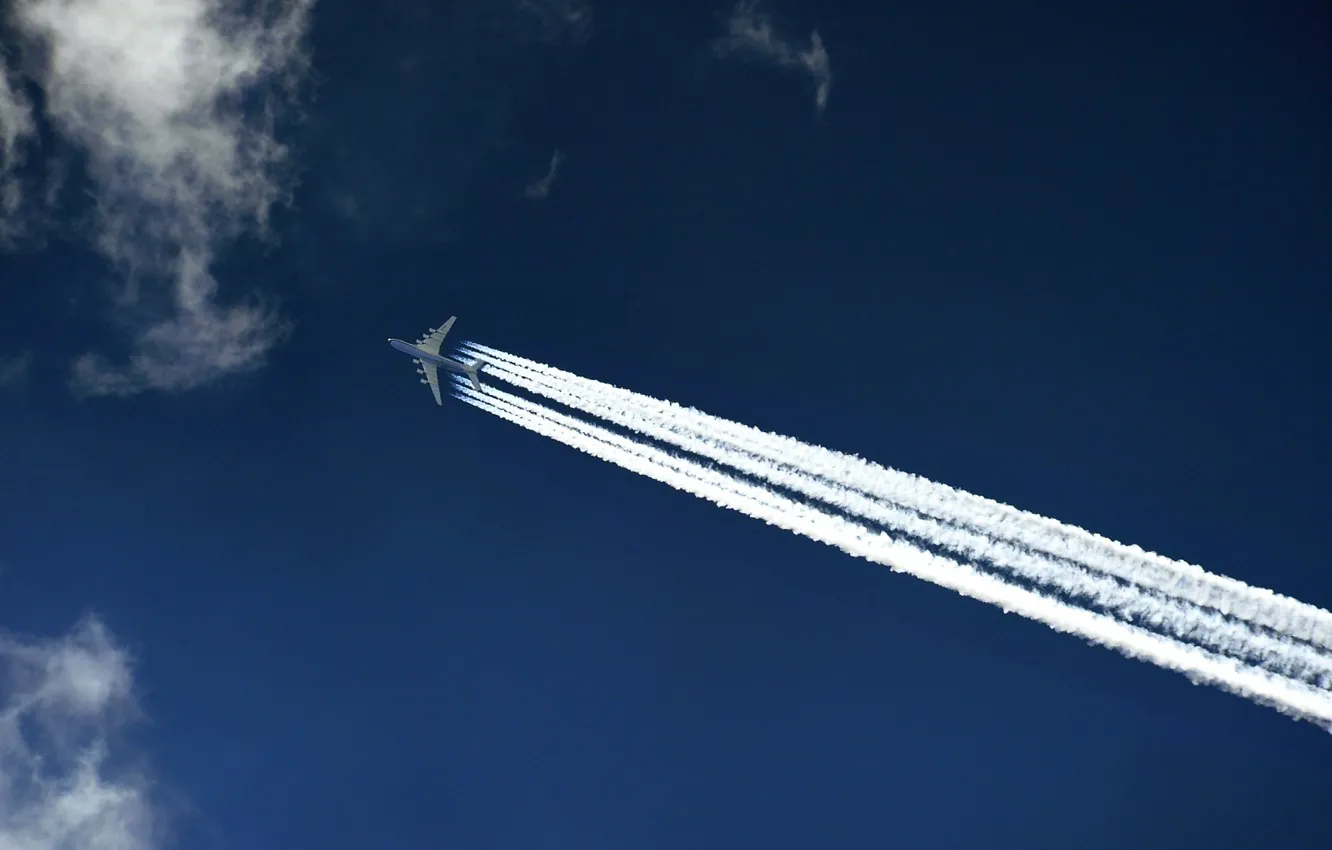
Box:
[451,379,1332,726]
[463,342,1332,653]
[455,357,1332,686]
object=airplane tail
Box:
[464,359,486,392]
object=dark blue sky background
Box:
[3,0,1330,848]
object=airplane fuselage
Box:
[388,338,470,373]
[389,315,486,403]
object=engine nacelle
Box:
[420,379,429,385]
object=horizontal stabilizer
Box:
[464,359,486,392]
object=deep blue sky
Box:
[3,0,1331,848]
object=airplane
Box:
[388,316,487,405]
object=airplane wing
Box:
[421,360,443,406]
[414,316,457,357]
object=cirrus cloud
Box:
[0,615,157,850]
[0,350,35,390]
[0,0,314,397]
[714,1,831,115]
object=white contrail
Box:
[457,358,1332,685]
[450,379,1332,726]
[463,342,1332,652]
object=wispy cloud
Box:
[0,351,34,390]
[0,615,158,850]
[311,1,592,248]
[524,149,563,200]
[516,0,593,47]
[714,1,832,115]
[0,60,31,172]
[2,0,314,397]
[0,49,36,244]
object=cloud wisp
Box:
[0,51,35,242]
[0,351,35,390]
[524,149,563,201]
[0,615,157,850]
[714,2,831,115]
[516,0,593,47]
[1,0,315,396]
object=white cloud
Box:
[0,351,35,390]
[714,1,832,115]
[1,0,314,397]
[0,615,157,850]
[0,49,36,244]
[0,62,32,170]
[309,0,592,248]
[524,149,563,200]
[516,0,592,47]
